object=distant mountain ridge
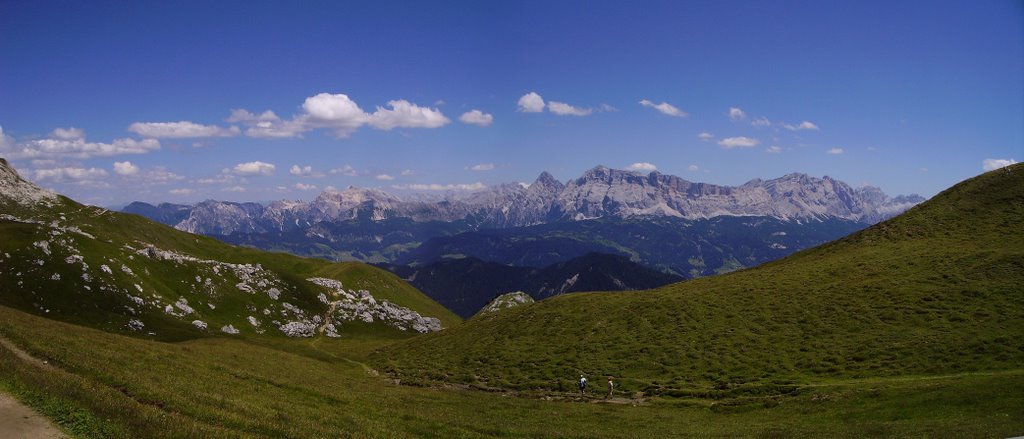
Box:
[125,165,924,236]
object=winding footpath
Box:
[0,336,65,438]
[0,392,65,438]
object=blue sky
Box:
[1,0,1021,206]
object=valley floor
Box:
[1,305,1021,438]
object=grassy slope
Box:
[0,191,460,337]
[1,305,1021,438]
[374,165,1024,395]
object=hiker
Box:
[606,376,614,399]
[578,375,588,395]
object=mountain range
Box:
[126,165,924,236]
[120,166,923,315]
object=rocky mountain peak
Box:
[778,172,812,182]
[579,165,612,180]
[532,171,561,188]
[575,165,658,188]
[0,157,58,206]
[316,186,402,204]
[529,172,565,196]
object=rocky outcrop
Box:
[307,277,442,333]
[478,292,534,315]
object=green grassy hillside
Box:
[374,165,1024,396]
[2,304,1021,438]
[0,159,460,340]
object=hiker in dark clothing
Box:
[578,375,588,395]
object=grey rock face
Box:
[555,167,924,223]
[0,158,58,207]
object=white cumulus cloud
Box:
[625,162,657,172]
[169,188,194,195]
[128,121,239,138]
[783,121,820,131]
[687,164,699,172]
[3,131,160,159]
[983,158,1018,171]
[375,174,395,181]
[226,109,280,124]
[230,93,455,138]
[139,167,184,185]
[229,161,276,176]
[752,117,771,127]
[469,163,495,171]
[301,93,369,137]
[639,99,687,117]
[517,92,546,113]
[729,107,747,121]
[329,165,358,176]
[303,93,366,124]
[227,109,308,139]
[34,167,108,182]
[293,182,318,191]
[459,110,494,127]
[289,165,324,177]
[697,132,714,141]
[222,186,246,192]
[826,148,844,155]
[50,127,85,140]
[765,145,782,154]
[547,101,592,116]
[367,100,451,130]
[196,174,235,185]
[113,161,140,176]
[718,136,760,149]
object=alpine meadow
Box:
[1,1,1022,438]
